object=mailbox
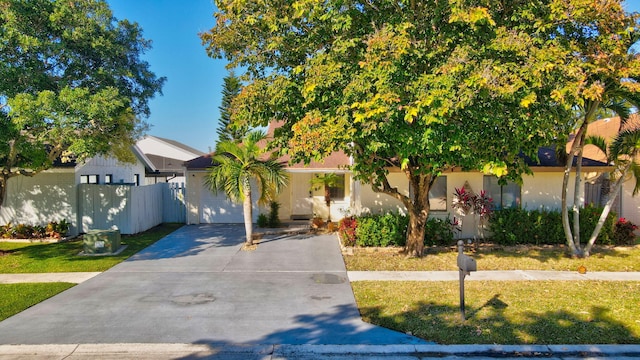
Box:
[457,254,477,274]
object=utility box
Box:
[83,229,121,254]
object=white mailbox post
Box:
[457,240,477,321]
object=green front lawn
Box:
[0,223,182,273]
[353,280,640,344]
[0,283,76,321]
[344,244,640,271]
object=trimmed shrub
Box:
[355,212,408,247]
[351,212,454,247]
[488,206,616,245]
[613,218,638,245]
[424,217,455,246]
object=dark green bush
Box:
[355,212,408,247]
[257,202,282,228]
[424,217,455,246]
[352,212,454,247]
[488,205,616,245]
[257,214,269,228]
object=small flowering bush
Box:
[614,218,638,245]
[338,217,357,247]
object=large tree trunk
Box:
[562,125,585,257]
[404,173,431,257]
[405,205,428,257]
[243,182,253,245]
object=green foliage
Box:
[257,213,269,228]
[489,206,617,245]
[202,0,611,255]
[614,218,639,245]
[355,213,409,247]
[217,70,247,143]
[268,201,281,228]
[424,218,455,247]
[0,0,165,205]
[351,213,453,247]
[1,283,76,322]
[1,220,71,239]
[258,202,282,228]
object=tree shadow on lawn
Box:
[358,294,639,345]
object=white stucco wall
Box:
[0,170,79,236]
[521,172,579,211]
[621,179,640,226]
[75,155,146,185]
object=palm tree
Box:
[205,130,288,245]
[310,173,343,222]
[582,128,640,256]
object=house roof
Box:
[144,135,206,157]
[185,121,352,171]
[184,153,215,170]
[574,114,640,163]
[146,154,187,173]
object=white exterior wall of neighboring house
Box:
[0,169,80,236]
[521,172,579,211]
[75,155,146,185]
[622,178,640,226]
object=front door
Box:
[291,173,313,219]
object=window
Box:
[429,176,447,211]
[105,174,113,184]
[134,174,140,186]
[80,175,99,184]
[328,174,345,200]
[483,176,521,209]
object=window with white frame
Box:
[483,175,521,209]
[429,176,447,211]
[105,174,113,184]
[80,175,99,184]
[328,174,345,200]
[134,174,140,186]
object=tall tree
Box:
[216,70,247,143]
[201,0,585,257]
[0,0,165,206]
[555,1,640,257]
[205,130,288,245]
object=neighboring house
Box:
[185,119,640,239]
[136,135,206,184]
[0,146,161,236]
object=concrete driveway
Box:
[0,224,424,346]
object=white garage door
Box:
[199,186,251,224]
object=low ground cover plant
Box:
[0,283,75,321]
[1,220,70,240]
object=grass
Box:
[353,280,640,344]
[343,244,640,271]
[0,223,182,273]
[0,283,76,321]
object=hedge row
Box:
[339,205,632,247]
[488,205,617,245]
[338,212,454,247]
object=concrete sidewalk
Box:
[2,270,640,284]
[2,343,640,359]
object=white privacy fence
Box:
[78,182,185,234]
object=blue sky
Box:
[107,0,640,154]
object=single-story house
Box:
[184,118,638,238]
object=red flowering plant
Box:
[614,217,638,245]
[452,187,473,216]
[452,187,494,240]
